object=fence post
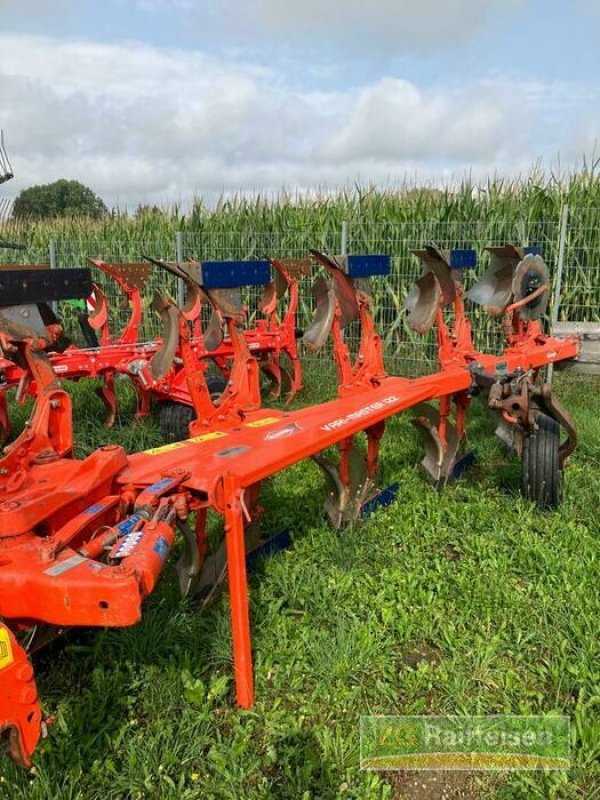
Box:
[49,238,58,314]
[176,231,185,308]
[547,203,569,384]
[340,220,348,256]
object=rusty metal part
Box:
[411,403,462,488]
[258,281,277,314]
[537,384,577,465]
[263,256,312,301]
[494,416,523,454]
[88,260,151,293]
[206,288,244,320]
[466,245,522,316]
[312,443,373,529]
[0,305,51,343]
[204,310,225,352]
[142,255,193,282]
[331,271,359,328]
[278,257,313,280]
[175,517,203,597]
[144,256,242,323]
[143,256,207,320]
[510,255,550,321]
[150,291,180,379]
[411,247,458,305]
[486,374,577,467]
[309,249,359,328]
[406,271,442,334]
[303,276,336,353]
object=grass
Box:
[1,370,600,799]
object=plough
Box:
[0,255,310,440]
[0,246,580,766]
[140,254,310,441]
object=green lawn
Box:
[1,374,600,799]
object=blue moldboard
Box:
[246,528,292,572]
[347,254,391,278]
[361,482,399,518]
[452,451,477,479]
[449,249,477,269]
[199,260,271,289]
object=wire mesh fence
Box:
[55,237,178,341]
[557,207,600,325]
[346,218,561,375]
[2,209,599,378]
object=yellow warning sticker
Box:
[0,627,14,671]
[189,431,228,444]
[244,417,280,429]
[145,430,228,456]
[145,441,186,456]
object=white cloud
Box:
[321,78,517,163]
[234,0,521,50]
[0,32,596,208]
[137,0,524,54]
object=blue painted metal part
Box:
[347,254,391,278]
[199,260,271,289]
[451,451,477,480]
[146,477,174,494]
[360,482,399,519]
[523,246,541,257]
[246,528,292,572]
[244,484,400,572]
[449,249,477,269]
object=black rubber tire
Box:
[521,413,561,508]
[159,402,194,443]
[206,373,228,402]
[159,375,227,442]
[159,374,227,443]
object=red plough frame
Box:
[0,247,578,765]
[0,255,310,440]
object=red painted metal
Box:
[0,624,43,767]
[0,257,308,439]
[0,248,579,765]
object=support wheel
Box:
[159,375,227,442]
[521,413,560,508]
[159,402,194,443]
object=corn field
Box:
[1,174,599,376]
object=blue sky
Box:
[1,0,599,206]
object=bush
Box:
[12,179,107,220]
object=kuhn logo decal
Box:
[321,396,399,432]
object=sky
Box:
[1,0,599,208]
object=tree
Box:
[12,179,108,220]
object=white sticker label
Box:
[321,395,399,432]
